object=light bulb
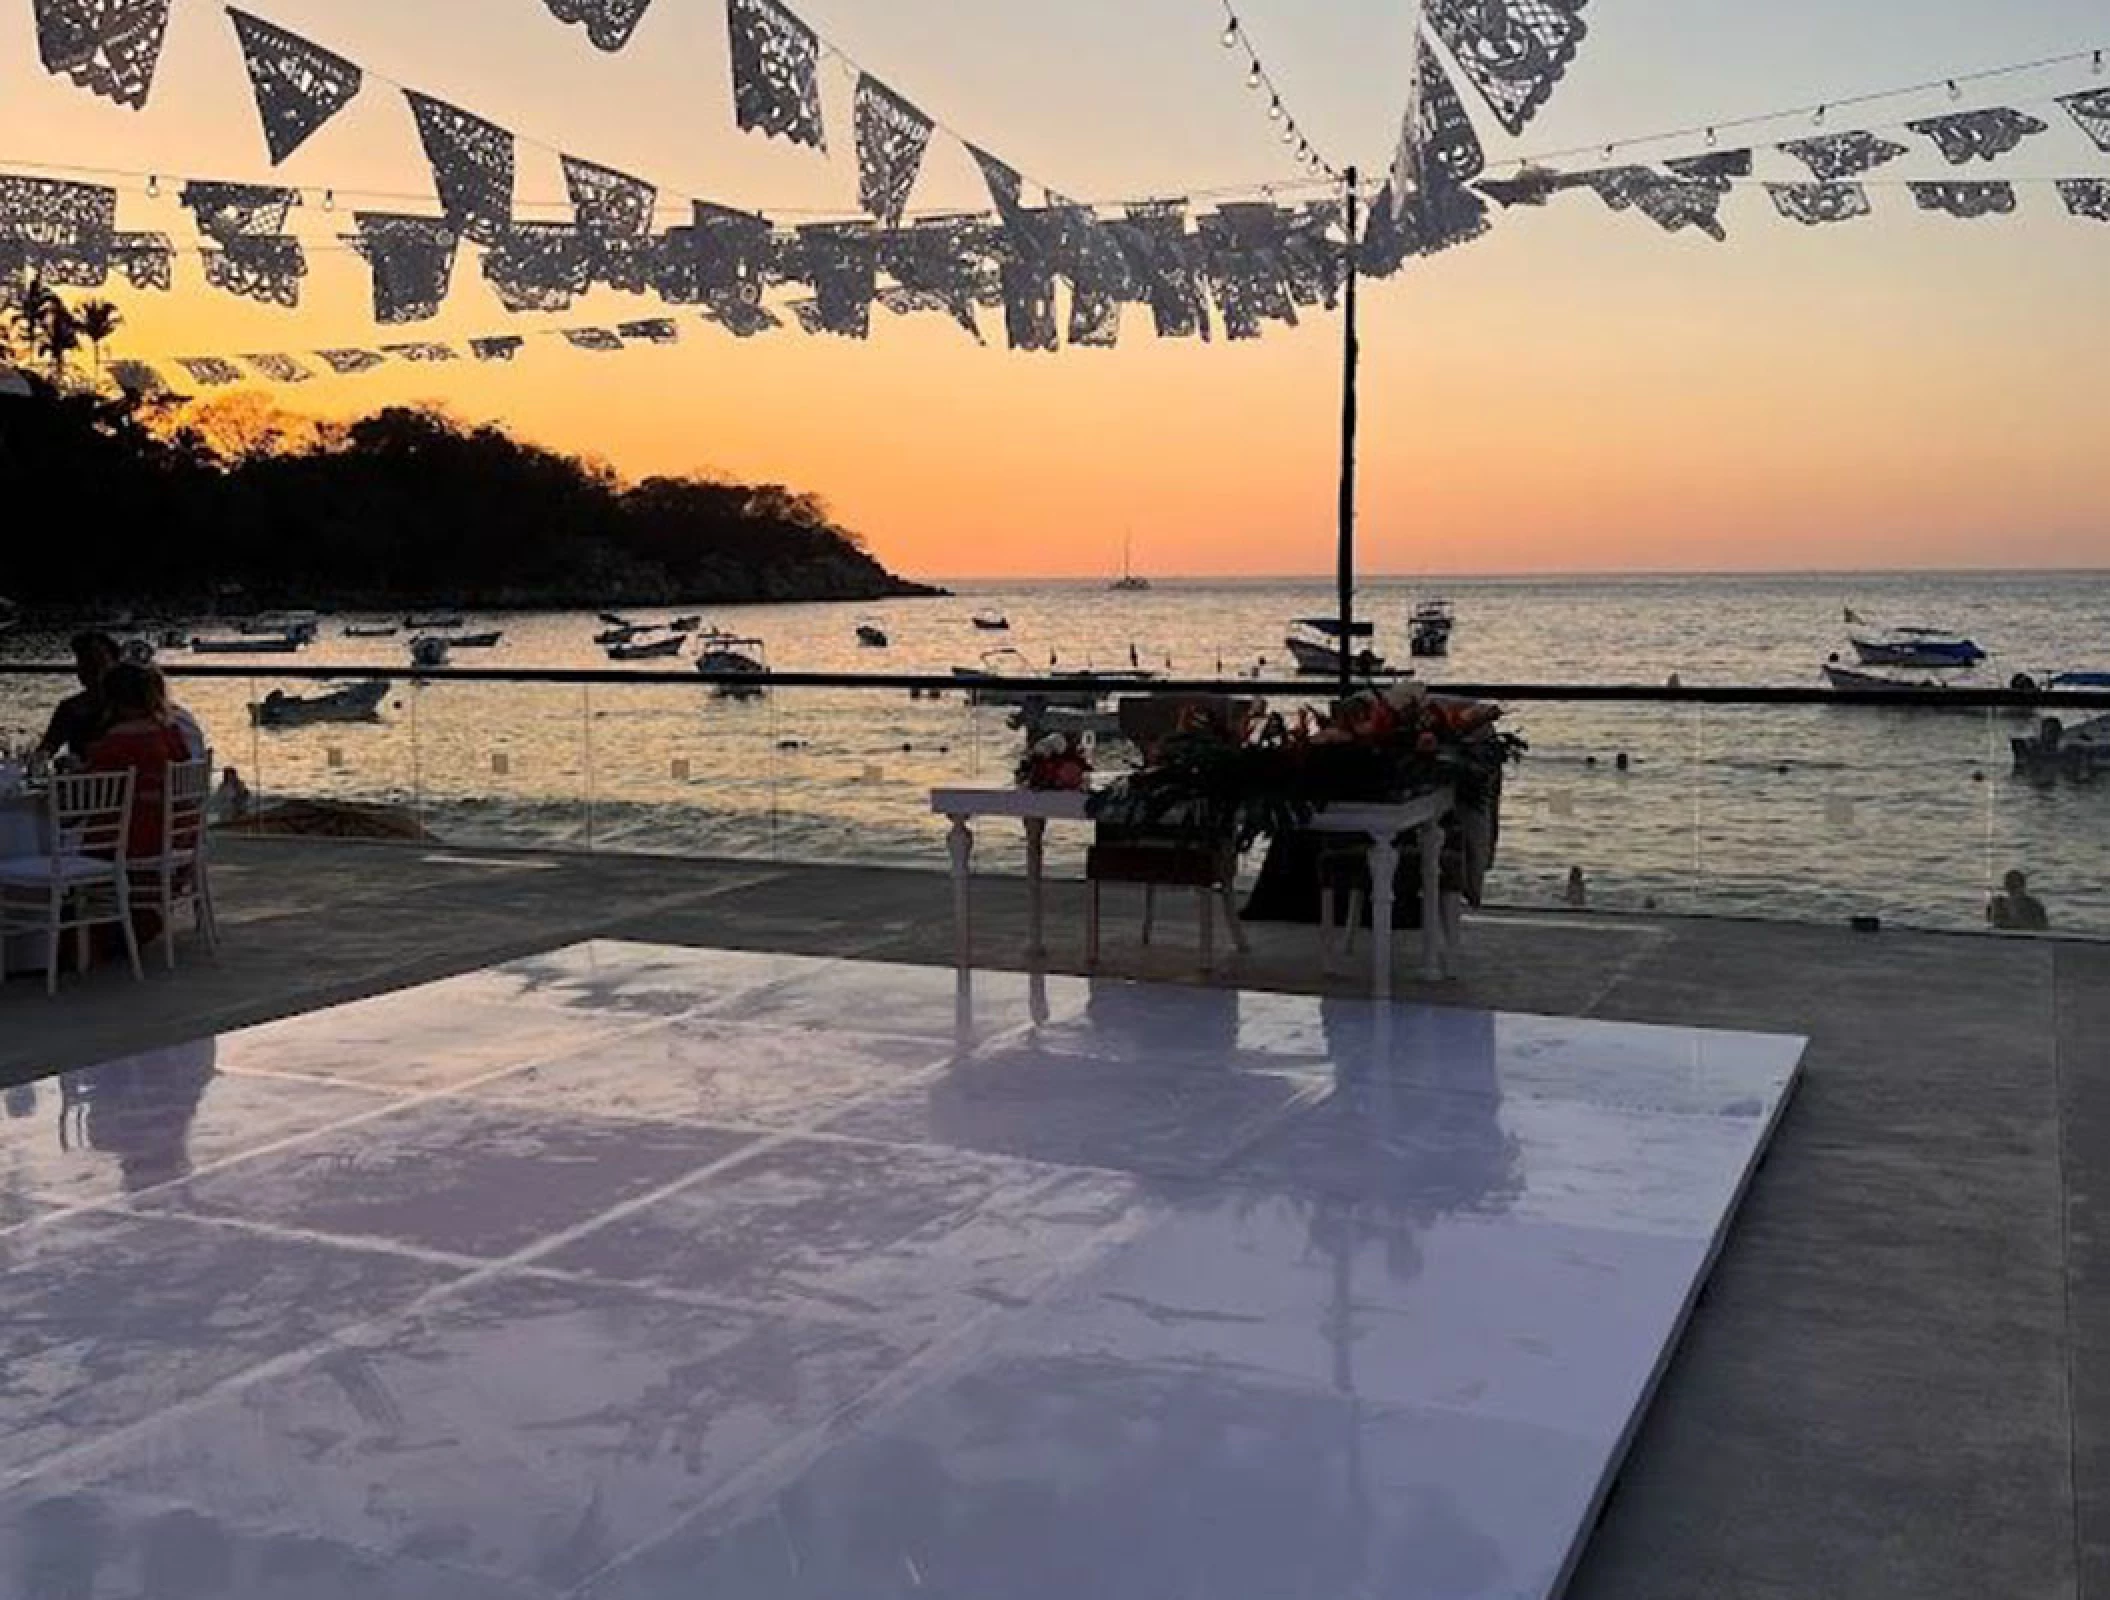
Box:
[1222,22,1237,47]
[1247,63,1262,89]
[1282,123,1296,144]
[1704,126,1717,148]
[1947,78,1961,101]
[1814,104,1827,125]
[1268,97,1282,120]
[146,174,159,197]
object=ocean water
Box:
[4,570,2106,938]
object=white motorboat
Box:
[404,612,466,630]
[695,632,768,696]
[608,634,684,661]
[1848,626,1987,669]
[1822,663,1953,695]
[594,623,644,646]
[971,609,1010,632]
[1284,618,1387,678]
[343,622,400,638]
[667,614,702,633]
[951,647,1103,709]
[249,680,390,728]
[238,611,320,643]
[1409,599,1455,658]
[451,630,504,648]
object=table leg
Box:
[1419,820,1444,981]
[946,815,974,969]
[1367,834,1397,1001]
[1023,816,1047,959]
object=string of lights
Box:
[1213,0,1339,182]
[1504,43,2104,169]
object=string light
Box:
[1207,0,1339,180]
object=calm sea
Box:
[5,570,2106,938]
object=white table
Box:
[0,791,52,976]
[930,785,1457,998]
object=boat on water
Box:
[1823,663,1955,695]
[1849,627,1987,669]
[409,635,451,669]
[695,632,768,696]
[404,612,466,630]
[2009,669,2110,693]
[608,634,684,661]
[971,609,1010,632]
[951,647,1104,709]
[594,624,644,645]
[1409,599,1455,659]
[1109,532,1151,593]
[667,615,702,634]
[451,630,504,648]
[2012,711,2110,780]
[856,619,889,648]
[239,611,320,643]
[343,622,400,638]
[597,611,634,628]
[249,680,390,728]
[1284,618,1388,678]
[192,634,304,655]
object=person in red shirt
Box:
[84,664,189,865]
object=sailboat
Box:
[1109,530,1151,592]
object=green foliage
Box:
[0,386,931,612]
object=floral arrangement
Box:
[1016,728,1093,791]
[1087,685,1525,848]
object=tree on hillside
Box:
[9,277,80,382]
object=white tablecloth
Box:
[1,792,53,975]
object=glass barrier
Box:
[9,660,2104,942]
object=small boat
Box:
[594,624,644,645]
[191,635,304,655]
[1409,599,1455,658]
[696,633,768,697]
[343,622,400,638]
[1850,627,1986,669]
[1285,618,1387,678]
[2012,711,2110,780]
[1109,531,1152,593]
[157,628,191,650]
[971,609,1010,632]
[409,635,451,669]
[238,611,320,643]
[1822,663,1952,694]
[248,680,390,728]
[667,614,702,633]
[2009,670,2110,693]
[451,630,504,648]
[951,647,1103,709]
[404,612,465,630]
[608,634,684,661]
[856,619,889,648]
[597,611,635,627]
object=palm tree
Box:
[10,275,77,381]
[74,298,121,379]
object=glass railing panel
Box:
[391,677,592,852]
[1692,698,1996,932]
[1487,697,1701,917]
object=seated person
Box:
[144,667,208,761]
[83,664,191,863]
[37,630,120,763]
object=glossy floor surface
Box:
[0,942,1801,1600]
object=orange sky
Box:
[3,0,2107,578]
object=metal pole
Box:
[1337,165,1361,696]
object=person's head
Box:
[140,667,173,719]
[2003,869,2029,896]
[70,631,120,691]
[99,662,158,723]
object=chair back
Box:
[50,770,134,864]
[162,756,213,862]
[1117,694,1259,764]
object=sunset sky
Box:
[3,0,2107,579]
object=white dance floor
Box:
[0,942,1801,1599]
